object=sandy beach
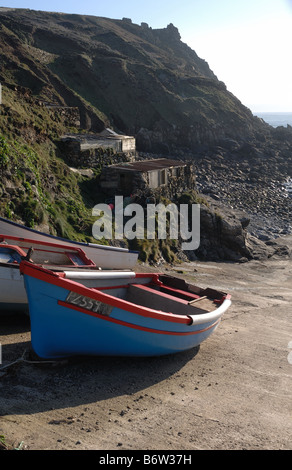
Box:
[0,236,291,451]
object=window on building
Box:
[160,169,167,185]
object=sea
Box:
[253,112,292,128]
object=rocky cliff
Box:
[0,8,270,152]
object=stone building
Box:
[100,158,195,197]
[60,129,136,167]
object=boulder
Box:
[191,199,286,262]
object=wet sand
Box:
[0,237,291,450]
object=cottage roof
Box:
[61,129,134,143]
[110,158,185,172]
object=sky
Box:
[2,0,292,112]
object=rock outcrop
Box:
[195,201,290,262]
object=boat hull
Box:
[0,264,27,311]
[0,217,138,269]
[21,262,231,358]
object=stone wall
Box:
[58,133,136,168]
[75,148,134,169]
[59,141,134,169]
[46,105,80,128]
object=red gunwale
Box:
[0,244,27,258]
[20,261,194,325]
[58,300,221,335]
[0,234,95,266]
[0,244,26,266]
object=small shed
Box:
[60,129,136,158]
[100,158,195,196]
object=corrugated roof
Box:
[110,158,186,172]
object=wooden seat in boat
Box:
[126,283,214,316]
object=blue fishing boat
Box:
[20,260,231,358]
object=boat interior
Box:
[125,283,218,315]
[71,273,226,316]
[0,237,96,270]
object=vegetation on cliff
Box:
[0,83,99,242]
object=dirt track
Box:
[0,238,292,451]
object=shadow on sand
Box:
[1,314,200,416]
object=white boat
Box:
[0,234,106,312]
[0,217,139,269]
